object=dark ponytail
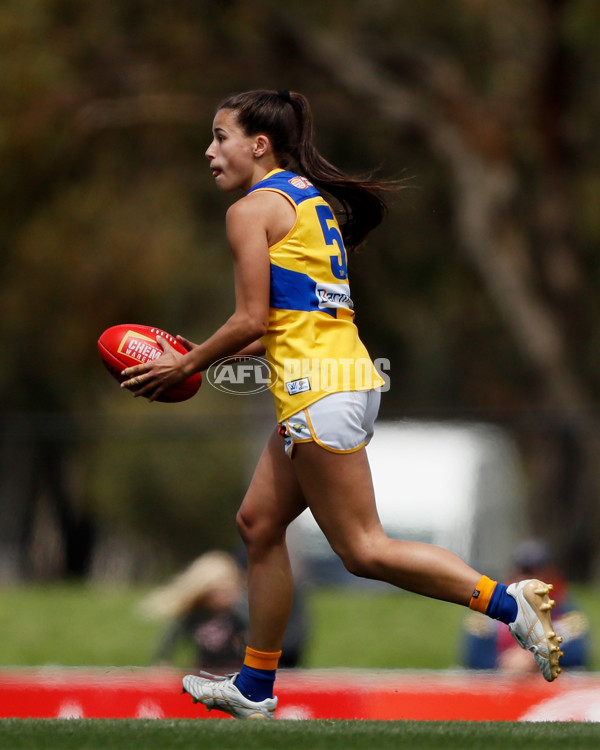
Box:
[218,89,390,252]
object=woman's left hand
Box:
[120,335,194,402]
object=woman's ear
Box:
[253,134,270,158]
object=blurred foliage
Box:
[1,0,600,578]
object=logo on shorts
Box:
[207,356,278,395]
[285,377,311,396]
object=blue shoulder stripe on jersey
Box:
[249,170,321,205]
[270,264,335,317]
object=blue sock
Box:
[234,665,276,702]
[486,583,518,625]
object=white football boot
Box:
[182,672,277,719]
[507,579,564,681]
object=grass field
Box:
[0,719,599,750]
[0,583,598,670]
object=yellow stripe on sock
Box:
[244,646,282,671]
[469,575,497,614]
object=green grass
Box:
[0,582,598,669]
[305,588,467,669]
[0,584,160,667]
[0,719,599,750]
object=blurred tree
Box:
[260,0,600,577]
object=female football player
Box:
[121,89,562,718]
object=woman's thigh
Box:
[290,441,385,559]
[291,441,481,602]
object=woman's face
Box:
[205,109,258,192]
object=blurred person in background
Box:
[140,551,247,672]
[140,549,307,671]
[461,539,591,673]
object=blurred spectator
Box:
[461,539,591,672]
[139,549,307,670]
[139,551,247,671]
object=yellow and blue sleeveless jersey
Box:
[248,169,384,421]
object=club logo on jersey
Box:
[207,356,278,395]
[285,377,311,396]
[315,283,354,311]
[288,176,312,189]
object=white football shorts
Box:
[278,389,381,458]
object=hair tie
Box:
[277,89,292,104]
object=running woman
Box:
[121,89,563,718]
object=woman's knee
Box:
[336,540,384,579]
[236,507,285,551]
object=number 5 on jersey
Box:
[316,205,348,280]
